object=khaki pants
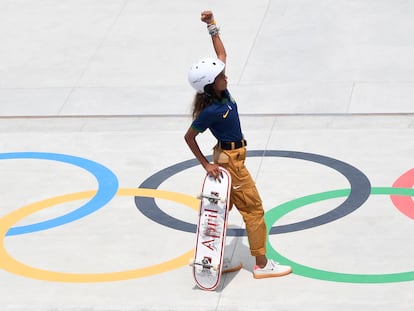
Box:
[213,146,267,257]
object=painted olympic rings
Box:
[266,187,414,283]
[1,151,412,284]
[0,152,119,236]
[135,150,371,236]
[0,188,198,282]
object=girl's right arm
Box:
[201,11,227,64]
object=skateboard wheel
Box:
[189,258,195,266]
[220,197,226,203]
[212,265,219,271]
[196,193,202,200]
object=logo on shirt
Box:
[222,104,233,119]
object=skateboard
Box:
[190,166,232,291]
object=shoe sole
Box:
[253,267,292,279]
[222,262,243,274]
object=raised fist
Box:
[201,11,215,24]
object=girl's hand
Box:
[201,11,214,24]
[204,163,222,180]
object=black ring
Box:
[135,150,371,236]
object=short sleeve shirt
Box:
[191,90,243,142]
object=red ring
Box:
[391,168,414,219]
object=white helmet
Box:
[188,58,225,93]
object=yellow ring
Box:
[0,188,199,282]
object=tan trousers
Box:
[213,146,267,257]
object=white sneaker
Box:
[253,259,292,279]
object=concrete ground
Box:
[1,0,414,310]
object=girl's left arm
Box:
[184,126,221,179]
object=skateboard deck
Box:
[191,167,232,291]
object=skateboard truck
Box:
[189,257,219,271]
[197,191,226,204]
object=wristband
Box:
[207,23,220,36]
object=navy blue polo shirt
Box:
[191,90,243,142]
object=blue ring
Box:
[0,152,119,236]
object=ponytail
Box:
[191,83,225,119]
[192,93,212,119]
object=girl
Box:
[184,11,291,279]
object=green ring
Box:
[265,187,414,283]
